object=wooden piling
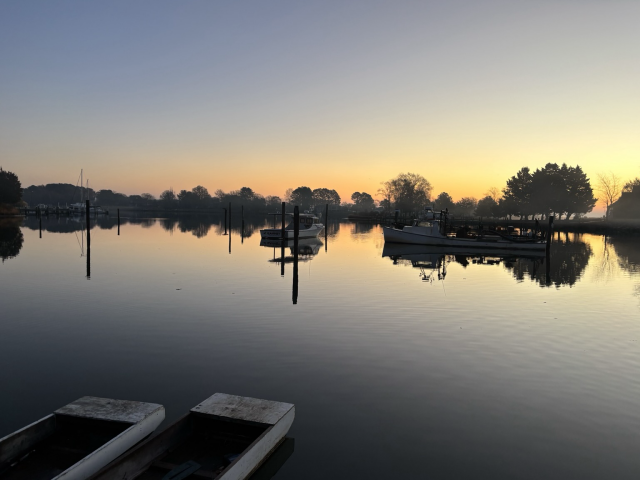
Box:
[39,216,42,238]
[292,206,299,304]
[86,200,91,278]
[545,215,554,284]
[241,205,244,244]
[281,202,286,239]
[223,208,228,235]
[546,215,554,256]
[117,209,120,236]
[324,204,328,251]
[85,200,91,244]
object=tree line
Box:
[4,162,639,219]
[379,164,637,220]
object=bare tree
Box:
[596,172,622,218]
[484,187,501,202]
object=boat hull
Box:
[0,396,164,480]
[88,393,295,480]
[260,225,324,239]
[383,226,546,251]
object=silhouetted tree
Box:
[160,189,176,201]
[563,165,596,219]
[433,192,454,212]
[312,188,341,206]
[96,189,129,206]
[475,196,498,217]
[351,192,375,211]
[289,186,314,210]
[0,168,21,204]
[380,172,432,212]
[623,177,640,193]
[191,185,211,202]
[597,172,622,218]
[504,164,595,219]
[503,167,533,218]
[454,197,478,216]
[265,195,282,209]
[177,189,198,208]
[485,187,501,202]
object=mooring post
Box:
[39,216,42,238]
[85,200,91,243]
[117,208,120,236]
[228,202,232,254]
[325,203,328,251]
[546,215,554,256]
[223,208,228,235]
[281,202,286,239]
[241,205,244,243]
[292,205,299,304]
[86,200,91,278]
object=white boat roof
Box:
[55,396,164,424]
[191,393,294,426]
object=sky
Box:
[1,0,639,213]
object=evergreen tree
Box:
[0,168,22,204]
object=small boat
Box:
[89,393,295,480]
[0,396,165,480]
[383,214,546,251]
[68,204,108,215]
[260,213,324,240]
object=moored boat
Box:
[88,393,295,480]
[383,215,546,251]
[0,396,165,480]
[260,213,324,240]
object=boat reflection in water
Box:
[382,243,546,283]
[260,237,323,305]
[260,237,323,264]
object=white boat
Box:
[88,393,295,480]
[68,203,107,215]
[383,217,547,251]
[260,213,324,239]
[0,396,165,479]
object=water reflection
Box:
[382,243,590,287]
[260,237,324,305]
[383,234,595,288]
[505,233,592,287]
[0,219,23,262]
[609,235,640,300]
[260,238,323,263]
[609,235,640,274]
[20,214,340,244]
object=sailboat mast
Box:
[80,169,83,203]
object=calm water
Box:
[1,215,640,479]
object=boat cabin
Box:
[286,214,321,230]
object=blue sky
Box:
[2,1,639,210]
